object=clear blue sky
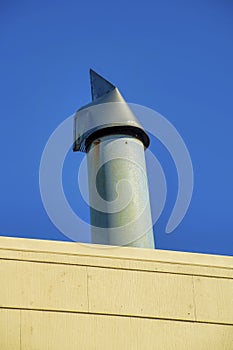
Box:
[1,0,233,255]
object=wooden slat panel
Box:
[0,236,232,269]
[20,310,233,350]
[21,310,132,350]
[1,258,233,326]
[0,236,233,279]
[131,317,233,350]
[1,248,233,278]
[0,260,88,312]
[87,266,195,320]
[194,276,233,324]
[0,309,20,350]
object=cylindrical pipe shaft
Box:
[87,134,155,248]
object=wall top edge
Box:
[0,236,232,269]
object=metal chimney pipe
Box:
[73,70,155,248]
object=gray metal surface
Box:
[73,70,149,152]
[87,135,155,248]
[73,70,155,249]
[90,69,115,101]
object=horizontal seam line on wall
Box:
[0,306,232,327]
[0,247,232,270]
[0,257,232,280]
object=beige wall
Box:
[0,236,232,349]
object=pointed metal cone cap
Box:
[90,69,116,101]
[73,70,150,152]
